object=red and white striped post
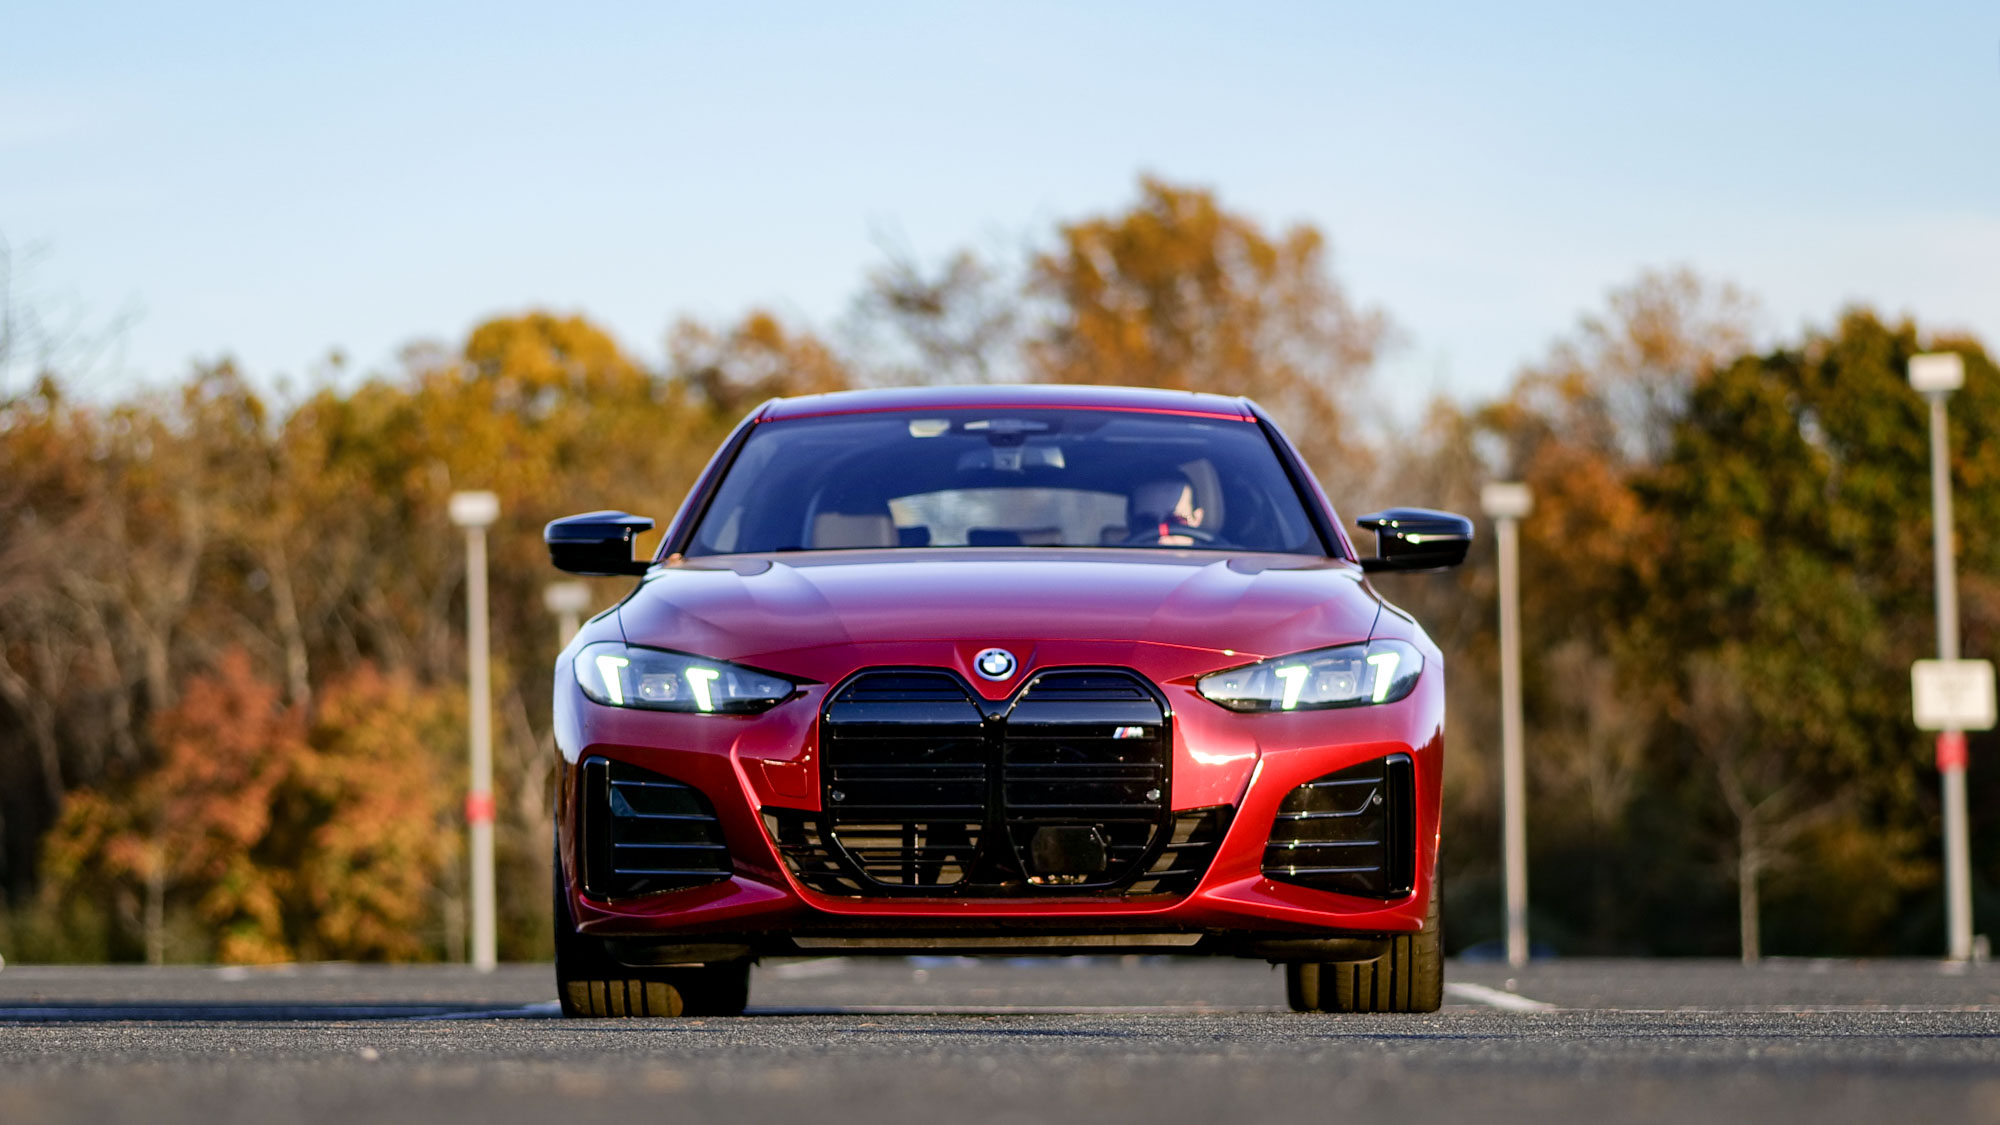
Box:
[1910,353,1975,962]
[450,490,500,972]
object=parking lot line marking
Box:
[417,1001,562,1020]
[0,1002,563,1022]
[753,1004,1284,1016]
[1445,982,1555,1012]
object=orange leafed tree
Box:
[292,663,460,961]
[1027,176,1388,475]
[40,650,302,962]
[39,651,458,962]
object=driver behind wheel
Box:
[1126,475,1207,547]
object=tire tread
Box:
[554,837,749,1018]
[1284,891,1443,1014]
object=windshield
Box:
[685,409,1326,556]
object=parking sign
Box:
[1912,660,1998,732]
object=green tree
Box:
[1639,312,2000,955]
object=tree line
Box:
[1,177,1992,962]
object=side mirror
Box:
[545,511,655,576]
[1356,508,1473,573]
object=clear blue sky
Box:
[4,1,1996,413]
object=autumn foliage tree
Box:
[854,178,1391,481]
[4,303,832,961]
[38,652,459,962]
[3,180,1996,963]
[1026,176,1389,476]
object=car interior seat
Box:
[810,501,898,549]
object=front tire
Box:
[553,839,751,1017]
[1285,890,1442,1013]
[557,961,751,1018]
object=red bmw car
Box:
[544,385,1470,1017]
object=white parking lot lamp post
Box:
[450,490,501,972]
[1481,481,1534,969]
[544,581,592,645]
[1909,353,1982,961]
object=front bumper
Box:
[553,655,1445,959]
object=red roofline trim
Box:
[757,402,1253,423]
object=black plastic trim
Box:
[580,756,733,899]
[658,403,771,561]
[1262,752,1416,899]
[1355,508,1474,573]
[1243,399,1344,560]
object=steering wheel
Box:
[1117,524,1222,547]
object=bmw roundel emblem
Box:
[974,648,1018,681]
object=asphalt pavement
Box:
[3,957,1999,1125]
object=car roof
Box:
[756,384,1257,422]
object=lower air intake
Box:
[1125,805,1234,896]
[581,757,732,899]
[1262,753,1414,898]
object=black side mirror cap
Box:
[545,511,655,576]
[1356,508,1474,573]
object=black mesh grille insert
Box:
[782,666,1201,897]
[1262,753,1414,898]
[581,757,732,899]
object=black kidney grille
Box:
[821,671,987,889]
[581,757,732,899]
[794,667,1191,897]
[1000,671,1168,885]
[1262,753,1415,898]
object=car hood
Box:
[617,549,1382,671]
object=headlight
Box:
[575,641,799,714]
[1196,640,1422,712]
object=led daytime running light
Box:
[574,641,798,715]
[1196,640,1422,713]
